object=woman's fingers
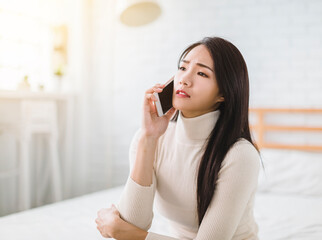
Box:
[145,84,165,94]
[145,93,157,102]
[95,208,114,238]
[144,93,158,115]
[111,204,120,216]
[144,84,167,112]
[164,108,176,121]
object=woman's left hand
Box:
[96,204,122,238]
[96,204,148,240]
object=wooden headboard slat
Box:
[261,144,322,152]
[250,125,322,132]
[250,108,322,113]
[249,108,322,152]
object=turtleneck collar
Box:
[175,110,220,145]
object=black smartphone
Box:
[153,77,174,117]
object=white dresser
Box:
[0,90,75,215]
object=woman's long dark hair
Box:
[171,37,260,225]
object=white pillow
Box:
[257,149,322,196]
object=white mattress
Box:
[254,193,322,240]
[0,186,322,240]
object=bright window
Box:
[0,0,64,90]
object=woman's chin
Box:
[172,105,192,116]
[172,101,188,111]
[172,103,184,111]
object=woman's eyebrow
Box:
[181,59,214,72]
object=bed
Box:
[1,108,322,240]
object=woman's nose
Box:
[179,76,192,87]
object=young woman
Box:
[96,37,261,240]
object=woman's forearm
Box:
[130,134,158,186]
[117,132,158,231]
[114,217,149,240]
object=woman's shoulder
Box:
[223,138,260,169]
[231,138,259,154]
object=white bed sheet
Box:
[1,186,322,240]
[0,187,124,240]
[254,192,322,240]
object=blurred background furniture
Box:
[0,90,74,214]
[19,100,62,210]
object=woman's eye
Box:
[198,72,208,77]
[178,67,207,77]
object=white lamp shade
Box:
[116,0,161,27]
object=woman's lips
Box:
[176,89,190,98]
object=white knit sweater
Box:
[118,110,260,240]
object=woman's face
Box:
[173,44,224,118]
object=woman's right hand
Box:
[141,83,176,139]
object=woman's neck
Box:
[175,110,220,144]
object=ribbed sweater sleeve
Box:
[146,141,260,240]
[117,129,157,230]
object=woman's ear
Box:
[218,96,224,102]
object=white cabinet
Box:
[0,91,74,216]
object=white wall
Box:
[94,0,322,186]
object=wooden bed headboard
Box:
[249,108,322,151]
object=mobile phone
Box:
[153,77,174,117]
